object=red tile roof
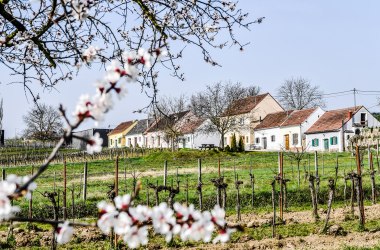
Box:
[305,106,362,134]
[108,121,135,136]
[223,93,269,116]
[180,118,205,134]
[281,108,316,127]
[255,111,293,130]
[255,108,317,130]
[146,111,190,133]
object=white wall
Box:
[306,131,342,152]
[125,134,146,148]
[178,120,221,149]
[300,107,325,134]
[254,127,281,150]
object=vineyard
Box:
[1,147,380,249]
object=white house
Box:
[144,111,190,149]
[223,93,284,150]
[305,106,380,152]
[254,107,325,151]
[177,116,220,149]
[125,118,154,148]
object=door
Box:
[284,134,290,150]
[263,137,267,149]
[324,139,329,150]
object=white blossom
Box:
[86,132,103,154]
[137,48,152,68]
[56,221,74,244]
[212,228,236,244]
[211,205,226,227]
[122,225,148,249]
[97,201,118,234]
[0,193,20,221]
[114,212,132,235]
[151,203,176,236]
[82,45,99,63]
[114,194,132,211]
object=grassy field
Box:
[2,148,380,249]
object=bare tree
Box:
[190,81,259,148]
[0,0,260,103]
[0,98,3,145]
[277,77,325,110]
[23,104,63,142]
[152,95,189,151]
[244,86,261,97]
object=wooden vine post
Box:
[271,179,276,238]
[322,179,335,233]
[114,155,119,248]
[315,151,320,204]
[83,161,88,202]
[308,174,319,221]
[28,166,34,219]
[355,146,365,229]
[278,152,284,223]
[197,158,203,210]
[163,160,168,187]
[249,163,255,208]
[369,152,376,204]
[63,157,67,220]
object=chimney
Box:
[348,111,353,120]
[259,116,262,122]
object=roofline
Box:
[305,129,341,135]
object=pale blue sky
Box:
[1,1,380,138]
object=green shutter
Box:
[334,137,338,145]
[316,139,319,146]
[312,139,315,147]
[330,137,333,145]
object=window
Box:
[118,138,121,144]
[239,117,245,125]
[330,136,338,145]
[360,113,366,125]
[246,137,249,143]
[255,138,260,144]
[347,135,350,140]
[110,139,113,145]
[292,133,299,145]
[187,137,190,142]
[271,135,275,142]
[139,137,141,142]
[312,139,319,147]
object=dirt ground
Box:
[2,204,380,249]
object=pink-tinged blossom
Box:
[86,132,103,154]
[174,203,200,222]
[4,174,37,199]
[122,225,148,249]
[0,179,17,196]
[56,221,74,244]
[211,205,226,227]
[82,45,99,63]
[153,48,168,61]
[187,211,214,242]
[97,201,118,234]
[0,193,20,221]
[122,51,137,65]
[105,60,125,83]
[20,176,37,199]
[137,48,152,68]
[151,203,176,235]
[114,212,132,235]
[212,228,236,244]
[114,194,132,211]
[129,205,152,222]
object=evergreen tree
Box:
[230,133,237,152]
[238,136,245,152]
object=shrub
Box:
[230,133,237,152]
